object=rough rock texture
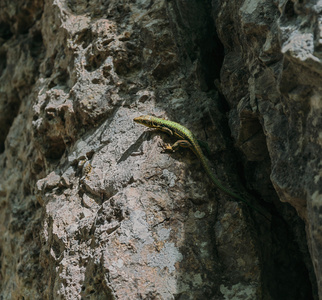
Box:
[214,0,322,298]
[0,0,320,299]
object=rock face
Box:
[214,0,322,298]
[0,0,320,299]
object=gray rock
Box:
[0,0,319,299]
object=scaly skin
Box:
[133,115,270,220]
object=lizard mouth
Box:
[133,115,152,124]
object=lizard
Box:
[133,115,270,220]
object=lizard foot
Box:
[158,142,175,153]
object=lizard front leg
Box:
[155,125,173,136]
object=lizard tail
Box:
[199,154,271,221]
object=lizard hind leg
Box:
[160,140,192,153]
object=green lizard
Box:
[134,115,270,220]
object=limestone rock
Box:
[0,0,320,299]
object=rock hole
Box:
[284,1,295,19]
[0,21,13,40]
[0,49,7,78]
[0,91,21,153]
[29,31,44,59]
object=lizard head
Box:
[133,115,157,128]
